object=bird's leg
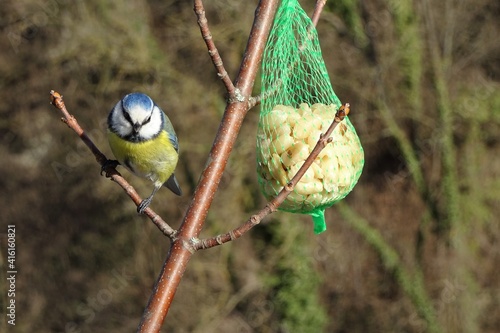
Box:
[137,184,162,214]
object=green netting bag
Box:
[256,0,364,234]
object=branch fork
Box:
[50,1,332,332]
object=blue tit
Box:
[107,92,182,213]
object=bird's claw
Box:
[137,198,152,214]
[100,159,120,176]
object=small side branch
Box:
[194,0,235,96]
[311,0,327,27]
[196,103,350,250]
[49,91,177,239]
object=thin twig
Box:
[195,103,350,250]
[49,90,177,239]
[311,0,327,27]
[194,0,236,96]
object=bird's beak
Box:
[133,123,141,133]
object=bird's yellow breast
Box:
[107,130,178,185]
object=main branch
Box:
[136,1,280,331]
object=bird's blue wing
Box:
[168,132,179,152]
[158,106,179,152]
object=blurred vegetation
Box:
[0,0,499,332]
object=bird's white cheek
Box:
[140,123,161,140]
[116,123,133,137]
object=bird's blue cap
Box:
[122,93,154,112]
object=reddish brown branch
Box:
[311,0,327,26]
[49,90,177,239]
[196,103,351,250]
[50,91,108,166]
[136,1,280,332]
[194,0,235,96]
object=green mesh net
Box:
[256,0,364,234]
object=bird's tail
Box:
[164,174,182,196]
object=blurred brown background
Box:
[0,0,499,332]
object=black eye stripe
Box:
[123,110,133,125]
[142,115,152,125]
